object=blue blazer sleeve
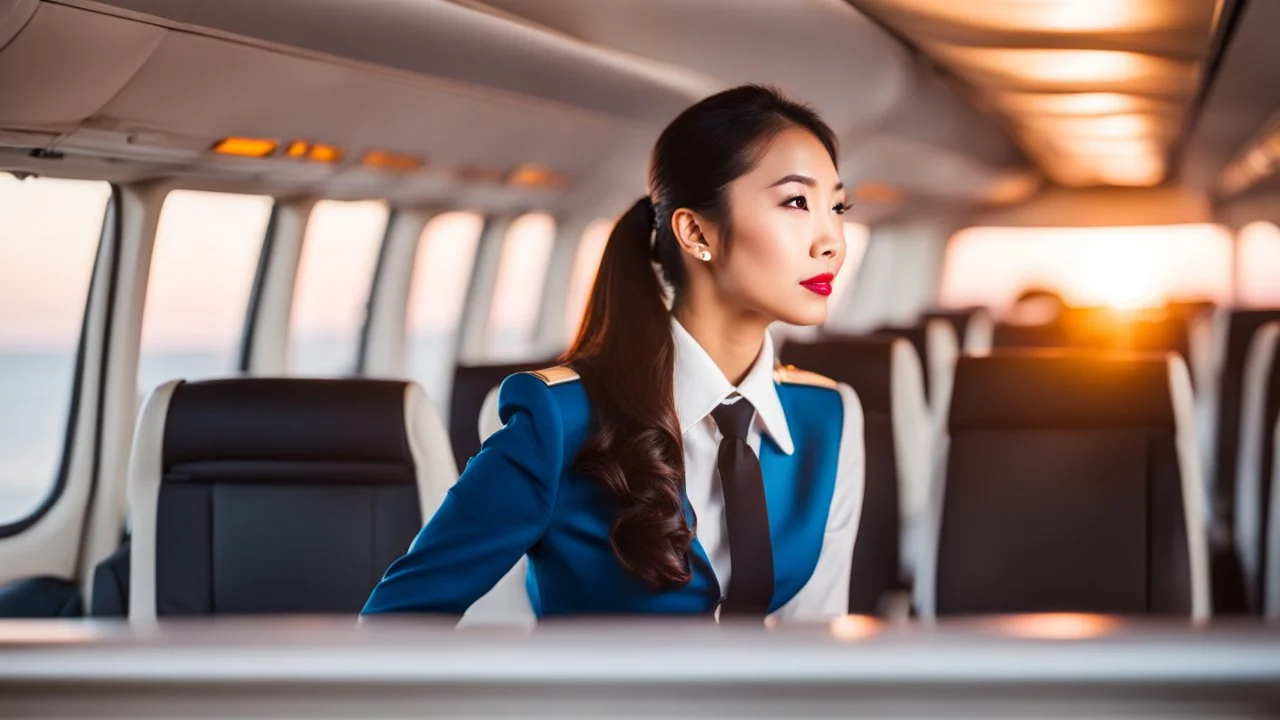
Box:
[361,372,563,614]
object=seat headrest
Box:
[163,378,413,470]
[779,336,896,413]
[950,352,1175,430]
[449,359,556,467]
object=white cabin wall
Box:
[245,199,313,376]
[361,209,433,379]
[832,216,955,333]
[77,181,171,600]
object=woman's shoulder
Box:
[492,365,593,443]
[773,363,863,442]
[773,363,840,391]
[520,365,581,387]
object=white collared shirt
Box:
[672,318,864,622]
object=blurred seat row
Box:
[5,304,1277,623]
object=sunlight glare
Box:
[940,224,1233,313]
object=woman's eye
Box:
[834,202,849,215]
[784,196,808,211]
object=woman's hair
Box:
[564,85,838,589]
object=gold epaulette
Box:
[773,363,839,390]
[525,365,581,387]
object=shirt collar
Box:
[670,316,795,455]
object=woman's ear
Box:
[671,208,714,262]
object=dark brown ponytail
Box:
[565,85,838,589]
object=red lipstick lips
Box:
[800,273,835,297]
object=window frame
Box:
[237,201,281,372]
[0,183,119,538]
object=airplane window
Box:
[1238,221,1280,307]
[0,174,111,525]
[137,191,272,394]
[940,224,1234,313]
[406,212,484,409]
[288,200,387,376]
[830,222,871,310]
[563,218,612,343]
[486,213,555,360]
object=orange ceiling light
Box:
[1096,155,1167,187]
[993,92,1174,117]
[281,140,343,163]
[853,181,905,205]
[928,45,1200,93]
[851,0,1217,188]
[362,150,425,173]
[211,137,278,158]
[853,0,1209,36]
[306,143,342,164]
[508,164,568,189]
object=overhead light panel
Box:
[211,137,277,158]
[279,140,343,163]
[994,92,1173,117]
[455,165,507,184]
[853,181,905,205]
[508,165,567,189]
[854,0,1209,35]
[361,150,425,173]
[306,143,342,163]
[1216,118,1280,196]
[928,45,1199,93]
[1096,155,1166,187]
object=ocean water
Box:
[0,349,239,525]
[0,330,540,526]
[0,335,469,526]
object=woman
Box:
[363,85,864,621]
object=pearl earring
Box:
[698,249,712,262]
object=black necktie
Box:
[711,399,774,616]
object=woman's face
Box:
[698,126,848,326]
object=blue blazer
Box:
[362,366,845,617]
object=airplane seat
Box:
[125,378,456,622]
[922,319,960,427]
[915,352,1210,620]
[874,320,959,427]
[1210,309,1280,613]
[1182,304,1226,496]
[1234,321,1280,612]
[461,379,539,627]
[449,359,556,471]
[871,325,929,396]
[0,576,82,618]
[779,336,930,613]
[923,308,995,353]
[90,540,129,617]
[992,322,1068,349]
[1267,414,1280,619]
[478,384,503,441]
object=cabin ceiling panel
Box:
[849,0,1220,189]
[0,2,166,127]
[68,0,710,125]
[7,0,1037,212]
[93,31,637,195]
[470,0,1034,204]
[470,0,911,133]
[1182,0,1280,199]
